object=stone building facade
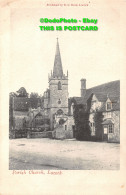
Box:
[69,80,120,143]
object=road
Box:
[9,138,120,170]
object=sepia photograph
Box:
[9,7,120,170]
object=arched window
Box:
[58,81,62,90]
[71,103,74,115]
[57,109,63,115]
[59,118,65,125]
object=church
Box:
[10,39,120,142]
[41,38,75,139]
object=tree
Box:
[9,94,13,131]
[94,111,104,141]
[30,92,39,98]
[16,87,28,97]
[73,105,91,141]
[9,92,17,97]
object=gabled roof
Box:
[102,119,114,125]
[94,93,107,102]
[69,80,120,111]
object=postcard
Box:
[0,0,126,194]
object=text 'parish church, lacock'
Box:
[10,39,120,143]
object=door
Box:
[103,126,108,141]
[72,125,76,138]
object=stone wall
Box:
[52,127,73,139]
[27,131,52,139]
[89,110,120,143]
[103,110,120,143]
[49,78,68,130]
[50,108,68,130]
[14,111,28,116]
[10,130,27,139]
[54,127,66,139]
[108,111,120,143]
[52,116,74,139]
[13,111,28,130]
[67,116,75,131]
[49,79,68,109]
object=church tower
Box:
[49,39,68,130]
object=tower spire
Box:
[53,38,63,77]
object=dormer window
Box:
[106,102,112,110]
[58,81,62,90]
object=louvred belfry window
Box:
[58,81,62,90]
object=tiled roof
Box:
[72,97,86,105]
[102,119,114,125]
[112,101,120,110]
[70,80,120,111]
[99,99,120,112]
[94,93,107,102]
[85,80,120,101]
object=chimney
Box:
[80,78,86,97]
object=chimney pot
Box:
[80,78,86,97]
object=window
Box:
[108,124,114,133]
[104,127,108,134]
[106,112,111,118]
[58,81,62,90]
[91,122,95,136]
[58,99,61,104]
[71,103,74,115]
[106,102,112,110]
[57,109,63,115]
[65,125,67,130]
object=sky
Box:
[9,5,120,97]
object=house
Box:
[69,80,120,143]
